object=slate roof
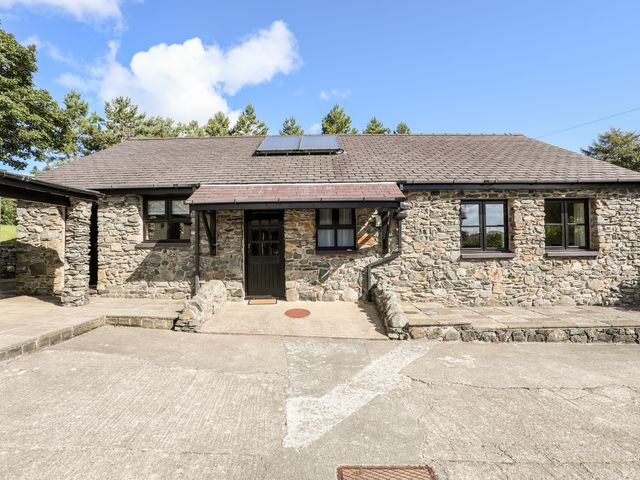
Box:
[37,134,640,189]
[187,182,405,205]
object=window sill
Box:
[315,249,358,255]
[460,252,516,260]
[545,249,598,258]
[136,242,191,250]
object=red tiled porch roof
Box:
[186,182,405,205]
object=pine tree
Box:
[280,117,304,135]
[104,96,145,144]
[232,104,268,135]
[137,116,177,138]
[394,122,411,134]
[321,104,357,134]
[204,112,231,136]
[176,120,206,137]
[363,116,390,134]
[582,128,640,171]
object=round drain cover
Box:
[285,308,311,318]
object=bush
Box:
[1,198,17,225]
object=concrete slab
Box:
[0,328,639,479]
[199,300,387,340]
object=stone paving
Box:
[0,295,182,361]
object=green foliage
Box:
[103,96,145,144]
[137,116,177,138]
[176,120,205,137]
[582,128,640,171]
[232,104,268,136]
[204,112,231,136]
[394,121,411,134]
[0,28,67,170]
[280,117,304,135]
[321,104,357,134]
[1,198,17,225]
[363,116,390,134]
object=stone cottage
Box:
[16,134,640,307]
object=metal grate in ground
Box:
[337,466,437,480]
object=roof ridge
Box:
[125,132,525,141]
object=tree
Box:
[232,104,268,135]
[176,120,205,137]
[1,198,17,225]
[321,104,358,134]
[0,27,67,170]
[103,96,145,144]
[582,128,640,171]
[394,121,411,134]
[137,116,177,138]
[204,112,231,136]
[363,116,390,135]
[280,117,304,135]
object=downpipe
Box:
[366,203,410,301]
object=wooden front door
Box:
[245,210,285,297]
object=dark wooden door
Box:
[89,203,98,289]
[245,210,285,297]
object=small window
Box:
[316,208,356,250]
[460,201,508,251]
[544,199,589,249]
[143,198,191,243]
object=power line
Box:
[535,106,640,139]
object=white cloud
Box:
[319,88,351,101]
[23,35,77,66]
[60,21,301,123]
[0,0,123,22]
[308,123,321,134]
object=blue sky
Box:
[2,0,640,172]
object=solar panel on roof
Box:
[256,136,301,152]
[299,135,340,151]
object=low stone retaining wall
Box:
[410,325,640,343]
[174,280,228,332]
[0,244,16,279]
[372,283,409,339]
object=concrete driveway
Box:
[0,327,638,479]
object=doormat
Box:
[284,308,311,318]
[337,466,437,480]
[248,298,277,305]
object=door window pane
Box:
[485,227,505,249]
[317,230,335,247]
[338,208,352,225]
[318,209,333,225]
[337,229,354,247]
[461,203,480,226]
[461,227,480,248]
[485,203,505,226]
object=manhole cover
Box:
[285,308,311,318]
[337,466,437,480]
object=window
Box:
[316,208,356,250]
[143,198,191,242]
[544,199,589,249]
[460,201,508,251]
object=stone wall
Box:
[284,209,388,301]
[62,200,92,306]
[16,201,65,296]
[375,189,640,306]
[174,280,228,332]
[198,210,244,300]
[97,195,193,299]
[0,244,16,278]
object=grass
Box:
[0,224,17,244]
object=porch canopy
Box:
[0,169,101,206]
[186,182,405,210]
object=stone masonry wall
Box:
[0,244,16,278]
[375,189,640,306]
[284,209,387,301]
[97,195,193,299]
[62,200,92,306]
[16,201,65,296]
